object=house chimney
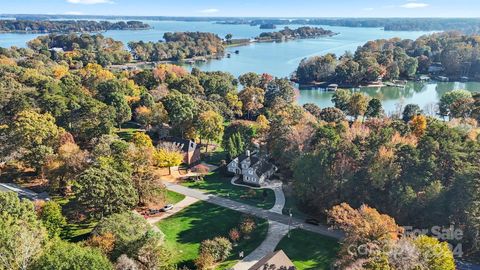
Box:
[246,150,250,157]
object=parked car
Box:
[149,209,161,215]
[305,218,320,226]
[161,204,174,212]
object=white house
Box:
[227,150,277,186]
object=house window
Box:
[245,177,249,181]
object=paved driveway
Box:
[164,182,343,240]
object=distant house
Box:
[249,250,296,270]
[160,137,201,165]
[428,62,444,74]
[227,150,277,187]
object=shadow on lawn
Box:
[172,202,268,268]
[185,173,275,210]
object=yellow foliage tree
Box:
[154,143,184,175]
[256,114,270,134]
[51,65,69,80]
[131,132,153,148]
[410,115,427,137]
[328,203,404,267]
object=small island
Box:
[0,20,151,33]
[256,26,337,42]
[294,32,480,88]
[259,23,276,29]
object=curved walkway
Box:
[230,176,287,269]
[233,220,290,270]
[230,176,286,214]
[164,182,342,239]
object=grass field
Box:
[157,201,268,269]
[202,146,228,166]
[276,229,339,270]
[165,190,186,204]
[56,190,185,242]
[182,172,275,209]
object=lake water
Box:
[0,21,478,112]
[298,81,480,115]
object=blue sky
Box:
[2,0,479,17]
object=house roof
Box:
[160,137,194,152]
[250,156,260,165]
[238,154,260,165]
[237,153,249,163]
[255,162,275,176]
[248,250,295,270]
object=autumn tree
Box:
[154,142,184,175]
[8,110,62,176]
[46,139,88,195]
[327,203,404,268]
[348,92,370,120]
[93,211,152,259]
[196,110,225,150]
[238,87,265,119]
[239,72,262,88]
[410,115,427,137]
[414,235,455,270]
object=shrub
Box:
[240,216,256,238]
[87,232,116,255]
[229,228,241,243]
[199,237,232,262]
[195,251,215,270]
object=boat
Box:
[436,76,449,82]
[326,84,338,91]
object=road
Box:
[164,182,343,240]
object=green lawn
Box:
[52,195,98,242]
[166,190,186,204]
[202,148,228,166]
[157,201,269,269]
[182,172,275,209]
[276,229,339,270]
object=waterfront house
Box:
[227,150,277,186]
[428,62,444,74]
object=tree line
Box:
[222,18,480,34]
[128,32,225,61]
[0,20,150,33]
[296,32,480,85]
